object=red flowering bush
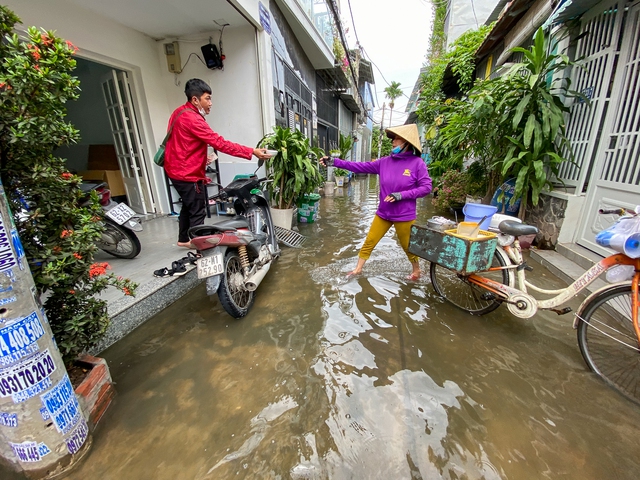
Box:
[431,169,468,211]
[0,6,136,362]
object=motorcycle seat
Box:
[188,217,250,238]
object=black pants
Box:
[171,179,206,243]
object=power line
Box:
[345,1,419,106]
[326,0,367,116]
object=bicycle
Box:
[412,209,640,404]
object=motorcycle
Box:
[188,162,280,318]
[79,182,143,259]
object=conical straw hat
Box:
[385,124,421,152]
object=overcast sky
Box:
[342,0,433,127]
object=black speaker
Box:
[201,44,223,70]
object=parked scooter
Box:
[80,182,143,259]
[188,163,280,318]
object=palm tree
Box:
[384,81,403,126]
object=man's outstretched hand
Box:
[253,148,272,160]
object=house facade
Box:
[6,0,374,217]
[475,0,640,256]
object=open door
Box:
[101,70,153,213]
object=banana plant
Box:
[259,126,324,209]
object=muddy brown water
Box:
[8,176,640,479]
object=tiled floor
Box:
[94,212,226,306]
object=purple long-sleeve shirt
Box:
[333,152,432,221]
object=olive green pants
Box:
[359,215,418,263]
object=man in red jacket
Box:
[164,78,271,248]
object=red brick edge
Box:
[74,354,116,430]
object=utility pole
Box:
[377,102,386,159]
[0,182,90,477]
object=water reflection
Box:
[53,176,640,480]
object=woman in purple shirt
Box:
[321,124,432,280]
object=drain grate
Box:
[274,225,307,248]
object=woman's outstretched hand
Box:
[319,156,334,167]
[384,192,402,202]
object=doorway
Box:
[55,58,154,214]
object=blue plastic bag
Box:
[490,178,521,215]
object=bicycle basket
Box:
[408,224,498,274]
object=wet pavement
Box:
[17,176,640,478]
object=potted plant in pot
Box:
[312,144,333,196]
[259,126,324,229]
[333,167,349,187]
[338,132,354,182]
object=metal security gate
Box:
[578,1,640,255]
[559,0,623,192]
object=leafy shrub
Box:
[0,6,136,363]
[432,170,468,211]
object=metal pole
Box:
[0,181,90,478]
[377,102,386,159]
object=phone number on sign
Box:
[66,417,89,455]
[0,349,56,397]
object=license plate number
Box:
[197,253,224,279]
[105,203,135,225]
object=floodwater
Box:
[60,177,640,479]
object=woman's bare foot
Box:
[177,241,194,249]
[406,271,421,281]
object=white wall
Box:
[158,27,264,184]
[4,0,265,212]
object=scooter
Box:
[188,163,280,318]
[79,182,143,259]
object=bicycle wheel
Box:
[576,284,640,404]
[430,248,511,315]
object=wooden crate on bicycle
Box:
[408,225,498,274]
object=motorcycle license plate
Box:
[197,253,224,279]
[105,203,135,225]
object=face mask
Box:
[391,144,404,155]
[194,99,207,116]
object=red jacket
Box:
[164,102,253,182]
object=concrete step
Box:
[529,243,608,295]
[555,242,603,271]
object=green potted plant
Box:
[259,126,324,228]
[333,167,349,187]
[312,143,334,196]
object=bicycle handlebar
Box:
[599,208,628,216]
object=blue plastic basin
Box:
[463,203,497,230]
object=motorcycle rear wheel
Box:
[97,221,141,259]
[218,249,255,318]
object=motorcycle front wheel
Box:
[218,249,255,318]
[97,221,142,259]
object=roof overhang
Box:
[476,0,538,62]
[358,58,374,84]
[62,0,251,39]
[543,0,605,28]
[340,91,362,113]
[317,65,350,91]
